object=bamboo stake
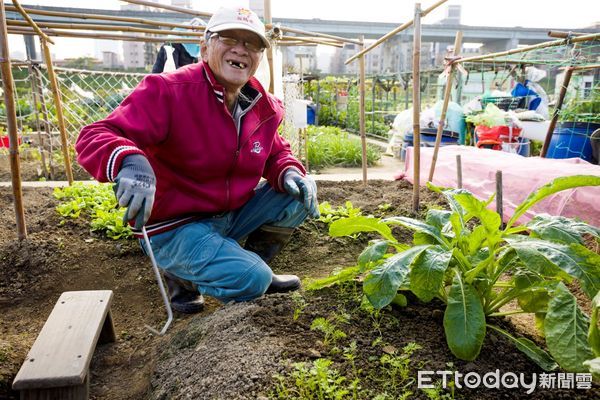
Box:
[8,26,201,43]
[572,63,600,71]
[122,0,212,17]
[496,170,503,223]
[7,20,205,37]
[10,0,54,44]
[41,38,73,184]
[547,30,587,39]
[457,33,600,64]
[345,0,448,64]
[278,26,362,46]
[428,30,462,183]
[264,0,274,94]
[4,4,204,31]
[27,62,48,178]
[412,3,422,213]
[0,0,27,239]
[456,155,462,188]
[358,36,367,186]
[541,66,574,158]
[304,128,309,172]
[279,36,343,47]
[33,64,55,179]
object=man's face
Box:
[201,29,264,93]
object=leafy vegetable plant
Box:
[319,175,600,372]
[54,182,131,240]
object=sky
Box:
[6,0,600,59]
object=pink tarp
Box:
[397,145,600,228]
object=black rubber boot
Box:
[244,225,301,294]
[163,271,205,314]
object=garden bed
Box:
[0,180,597,399]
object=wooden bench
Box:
[12,290,116,400]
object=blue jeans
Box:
[140,181,308,302]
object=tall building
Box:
[120,3,158,70]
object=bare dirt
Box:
[0,180,597,400]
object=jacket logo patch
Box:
[251,141,263,154]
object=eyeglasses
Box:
[209,33,265,53]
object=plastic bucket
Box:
[419,128,459,147]
[0,136,21,148]
[547,122,600,162]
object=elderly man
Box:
[76,7,319,313]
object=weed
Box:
[290,292,307,321]
[310,317,347,347]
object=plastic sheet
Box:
[397,145,600,228]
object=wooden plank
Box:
[12,291,114,390]
[20,374,88,400]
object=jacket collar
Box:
[201,61,267,109]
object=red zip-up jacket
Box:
[76,62,305,236]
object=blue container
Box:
[306,104,316,125]
[518,137,530,157]
[420,128,459,147]
[548,122,600,162]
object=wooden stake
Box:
[41,39,73,184]
[428,31,462,182]
[345,0,448,64]
[541,66,573,158]
[358,36,367,185]
[264,0,274,94]
[496,170,503,223]
[0,0,27,239]
[27,62,49,179]
[456,154,463,188]
[412,3,422,213]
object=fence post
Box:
[359,36,367,185]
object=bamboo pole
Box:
[412,3,422,213]
[572,63,600,71]
[41,38,73,184]
[428,30,462,183]
[279,36,343,47]
[456,155,463,188]
[541,66,574,158]
[7,26,201,43]
[304,128,309,172]
[547,30,587,39]
[264,0,274,94]
[4,4,204,31]
[496,170,503,223]
[10,0,54,44]
[27,62,49,178]
[457,33,600,64]
[0,0,27,239]
[278,25,362,46]
[7,20,205,37]
[33,64,55,179]
[345,0,447,64]
[122,0,212,17]
[358,36,367,185]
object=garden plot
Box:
[0,180,598,399]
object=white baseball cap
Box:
[206,7,270,49]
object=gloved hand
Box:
[113,154,156,229]
[282,168,320,219]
